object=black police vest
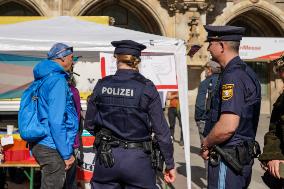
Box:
[94,74,151,141]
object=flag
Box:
[188,45,202,57]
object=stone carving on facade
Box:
[159,0,214,59]
[188,13,200,45]
[159,0,214,14]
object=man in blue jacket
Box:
[195,60,220,143]
[31,43,79,189]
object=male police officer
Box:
[200,26,261,189]
[85,40,176,189]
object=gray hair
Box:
[205,60,221,74]
[224,41,240,53]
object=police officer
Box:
[200,26,261,189]
[259,54,284,184]
[85,40,176,189]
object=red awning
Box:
[257,51,284,61]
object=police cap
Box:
[204,25,245,42]
[111,40,146,57]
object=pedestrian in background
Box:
[195,60,221,143]
[258,54,284,188]
[85,40,176,189]
[64,62,82,189]
[167,91,183,146]
[200,25,261,189]
[31,43,78,189]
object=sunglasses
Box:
[73,55,82,62]
[55,46,73,56]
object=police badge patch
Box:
[222,84,234,100]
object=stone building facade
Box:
[0,0,283,113]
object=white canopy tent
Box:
[0,16,190,188]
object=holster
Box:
[210,140,261,167]
[95,129,115,168]
[209,145,243,174]
[151,139,165,172]
[95,128,154,168]
[236,140,261,165]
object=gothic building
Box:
[1,0,283,113]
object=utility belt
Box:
[209,140,261,174]
[94,128,164,170]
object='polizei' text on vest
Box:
[102,86,134,97]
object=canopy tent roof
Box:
[0,16,182,52]
[0,16,186,100]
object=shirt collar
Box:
[115,69,138,75]
[223,56,243,73]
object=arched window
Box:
[83,1,162,35]
[228,10,283,37]
[95,5,146,32]
[228,10,283,100]
[0,1,40,16]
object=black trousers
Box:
[91,147,157,189]
[63,149,78,189]
[168,107,183,142]
[0,168,7,189]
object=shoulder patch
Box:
[222,84,234,100]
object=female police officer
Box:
[85,40,176,189]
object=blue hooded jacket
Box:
[33,59,78,160]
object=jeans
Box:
[196,120,206,143]
[31,144,66,189]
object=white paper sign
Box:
[1,135,14,146]
[100,52,178,91]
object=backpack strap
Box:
[34,73,55,98]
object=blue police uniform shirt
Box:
[85,69,174,170]
[204,56,261,145]
[195,74,219,121]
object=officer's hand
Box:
[164,168,176,183]
[200,149,210,160]
[267,160,282,179]
[64,155,75,170]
